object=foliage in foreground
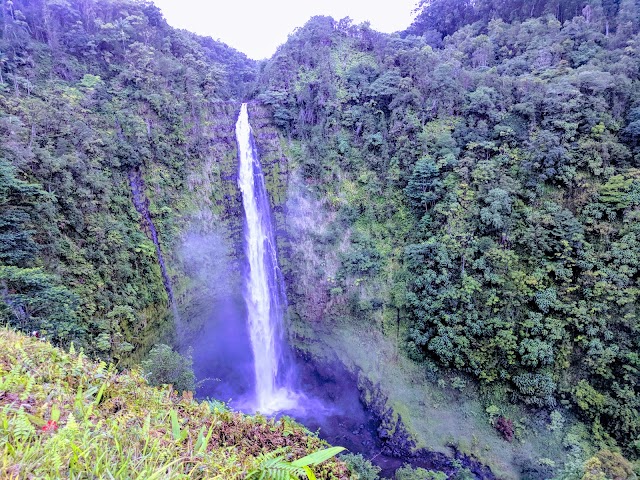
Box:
[247,446,346,480]
[0,329,349,479]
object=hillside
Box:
[1,0,640,478]
[0,0,256,364]
[255,3,640,476]
[0,328,349,479]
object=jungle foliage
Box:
[0,0,256,362]
[3,0,640,475]
[0,328,348,479]
[255,0,640,465]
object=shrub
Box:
[141,344,196,393]
[580,450,636,480]
[512,372,556,407]
[396,465,446,480]
[495,416,514,442]
[341,453,381,480]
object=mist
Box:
[175,229,255,405]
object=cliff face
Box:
[0,0,311,364]
[244,10,640,476]
[0,0,258,362]
[163,102,291,346]
[245,104,336,336]
[143,101,245,344]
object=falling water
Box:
[236,103,296,413]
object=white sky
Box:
[151,0,419,60]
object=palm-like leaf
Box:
[247,446,346,480]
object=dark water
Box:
[285,353,492,479]
[193,328,494,479]
[187,286,493,479]
[285,353,415,478]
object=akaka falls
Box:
[236,103,297,413]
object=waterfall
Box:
[236,103,296,413]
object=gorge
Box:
[1,0,640,479]
[231,102,495,478]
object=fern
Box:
[247,452,305,480]
[247,446,346,480]
[12,409,34,442]
[64,413,79,433]
[19,374,35,401]
[0,365,21,391]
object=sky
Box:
[151,0,419,60]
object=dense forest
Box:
[0,0,256,363]
[256,0,640,472]
[2,0,640,478]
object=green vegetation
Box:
[0,0,254,363]
[0,328,348,479]
[142,343,196,393]
[2,0,640,477]
[256,1,640,476]
[395,466,447,480]
[340,453,382,480]
[247,446,346,480]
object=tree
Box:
[405,156,443,212]
[0,159,47,266]
[0,265,82,346]
[581,450,636,480]
[616,0,640,39]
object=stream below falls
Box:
[192,327,494,480]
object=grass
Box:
[0,328,349,479]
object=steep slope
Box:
[0,0,255,363]
[255,8,640,477]
[2,0,640,478]
[0,328,349,479]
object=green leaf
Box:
[291,446,346,467]
[195,424,214,454]
[142,413,151,437]
[74,385,84,412]
[170,409,182,442]
[94,379,108,405]
[303,465,317,480]
[194,426,205,452]
[51,404,60,422]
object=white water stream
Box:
[236,103,297,413]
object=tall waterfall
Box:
[236,103,296,413]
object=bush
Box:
[495,416,514,442]
[512,373,556,407]
[341,453,381,480]
[581,450,636,480]
[141,344,196,393]
[395,465,446,480]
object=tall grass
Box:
[0,329,348,479]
